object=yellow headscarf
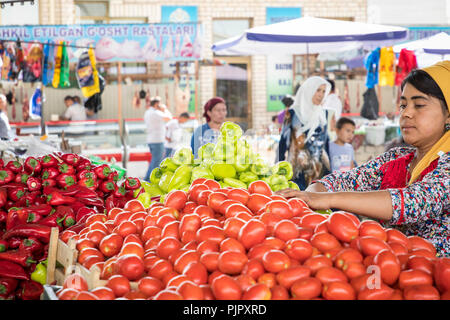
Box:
[409,60,450,184]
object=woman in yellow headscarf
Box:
[276,60,450,257]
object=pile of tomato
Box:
[55,178,450,300]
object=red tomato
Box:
[182,201,197,214]
[314,220,328,234]
[273,219,299,242]
[238,219,267,250]
[141,226,162,243]
[247,244,273,261]
[153,289,183,300]
[123,199,146,213]
[374,249,401,285]
[407,236,437,256]
[287,198,309,217]
[191,178,207,186]
[403,285,440,300]
[177,280,204,300]
[164,190,188,211]
[263,200,293,220]
[257,273,277,289]
[262,237,285,250]
[227,188,250,205]
[315,266,348,285]
[211,274,242,300]
[119,242,144,259]
[356,236,392,257]
[63,274,88,291]
[303,255,333,275]
[116,220,137,238]
[161,220,180,240]
[117,254,145,281]
[143,215,158,229]
[200,284,215,300]
[262,250,291,273]
[107,208,124,221]
[174,250,200,274]
[284,238,313,262]
[310,232,341,253]
[359,220,387,241]
[202,218,221,228]
[357,283,394,300]
[91,286,116,300]
[248,180,272,196]
[290,277,322,300]
[242,283,272,300]
[78,247,104,265]
[202,179,221,191]
[389,242,409,256]
[167,274,190,287]
[440,291,450,300]
[220,238,246,253]
[390,289,404,300]
[86,229,107,247]
[300,213,328,230]
[341,212,360,227]
[194,205,215,220]
[259,212,282,236]
[196,225,225,244]
[75,291,99,300]
[200,252,220,272]
[188,184,209,202]
[99,233,123,258]
[434,257,450,293]
[406,255,434,275]
[101,257,118,280]
[386,228,409,248]
[183,261,208,285]
[398,269,433,289]
[342,262,366,279]
[327,212,359,243]
[207,192,229,213]
[350,274,372,293]
[275,266,311,289]
[154,237,181,260]
[246,193,272,214]
[218,251,248,275]
[322,281,356,300]
[242,259,265,280]
[148,259,173,280]
[197,189,213,206]
[271,285,290,300]
[179,213,202,234]
[83,255,105,270]
[57,288,79,300]
[197,240,220,255]
[297,227,314,241]
[106,274,131,297]
[224,202,252,219]
[235,274,257,291]
[334,248,364,269]
[86,213,108,227]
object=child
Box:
[328,117,356,172]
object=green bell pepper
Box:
[158,171,174,193]
[191,166,215,182]
[31,261,47,285]
[141,181,164,197]
[250,158,270,176]
[198,143,215,160]
[238,171,259,184]
[137,192,152,208]
[271,161,294,180]
[268,174,289,191]
[160,157,179,172]
[150,167,164,184]
[288,181,300,190]
[223,177,247,189]
[213,139,236,162]
[172,147,194,165]
[220,121,243,143]
[168,165,192,191]
[211,163,236,180]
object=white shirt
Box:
[0,110,11,139]
[64,103,87,121]
[323,93,343,120]
[144,107,168,143]
[165,119,184,149]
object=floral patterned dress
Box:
[315,147,450,257]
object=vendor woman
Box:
[276,60,450,257]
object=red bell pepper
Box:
[2,224,52,244]
[0,240,8,252]
[26,177,42,192]
[56,174,77,188]
[40,154,57,168]
[47,191,76,206]
[22,191,41,206]
[19,237,43,254]
[6,208,28,230]
[7,185,26,202]
[113,184,127,198]
[109,171,119,183]
[0,187,6,207]
[5,160,22,174]
[24,157,41,174]
[75,207,96,223]
[124,177,141,190]
[76,169,97,181]
[100,180,116,194]
[0,277,18,296]
[7,237,22,249]
[63,210,76,228]
[41,167,59,180]
[69,201,85,217]
[25,204,54,224]
[36,213,64,232]
[77,177,98,190]
[18,280,43,300]
[0,260,29,280]
[41,179,56,188]
[96,190,105,199]
[0,250,36,267]
[0,169,14,185]
[61,153,80,166]
[0,210,6,224]
[93,164,112,180]
[14,172,29,184]
[58,163,75,175]
[75,156,92,170]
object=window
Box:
[75,0,109,24]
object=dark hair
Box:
[150,99,160,107]
[326,79,335,92]
[401,69,448,113]
[179,112,190,119]
[271,115,278,122]
[64,95,73,102]
[281,95,294,108]
[336,117,355,130]
[72,96,81,103]
[203,97,226,122]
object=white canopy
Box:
[393,32,450,55]
[212,16,408,56]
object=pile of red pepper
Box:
[0,152,141,299]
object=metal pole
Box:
[40,85,46,136]
[306,43,310,78]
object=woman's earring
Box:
[446,123,450,131]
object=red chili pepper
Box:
[6,208,28,231]
[26,177,42,192]
[0,169,14,185]
[40,154,58,168]
[93,164,112,180]
[78,196,104,207]
[0,277,18,296]
[68,201,85,217]
[0,187,6,207]
[27,204,53,217]
[96,189,105,199]
[61,153,80,166]
[41,179,56,188]
[47,191,76,206]
[19,280,43,300]
[75,207,96,224]
[0,210,6,224]
[75,157,92,171]
[14,172,29,184]
[7,185,26,202]
[67,185,98,198]
[76,169,97,181]
[63,211,76,228]
[37,213,64,232]
[41,167,59,180]
[66,221,86,234]
[56,174,77,189]
[105,195,116,212]
[22,191,41,206]
[113,184,127,198]
[5,161,22,174]
[0,240,8,253]
[19,237,43,254]
[0,250,36,267]
[109,171,119,183]
[24,157,41,175]
[124,177,141,190]
[99,180,116,194]
[2,224,52,244]
[58,163,75,175]
[77,177,98,190]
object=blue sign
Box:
[266,7,302,25]
[161,6,198,23]
[407,26,450,40]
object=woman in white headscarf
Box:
[277,76,332,190]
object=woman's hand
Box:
[275,188,333,211]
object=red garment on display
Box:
[395,49,418,86]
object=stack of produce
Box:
[0,152,141,300]
[137,122,298,207]
[56,179,449,300]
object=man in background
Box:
[164,112,190,158]
[0,94,12,140]
[60,95,87,121]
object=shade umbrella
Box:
[393,32,450,55]
[211,16,408,56]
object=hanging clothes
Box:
[364,47,380,89]
[29,86,42,120]
[395,48,418,86]
[1,44,14,81]
[378,46,395,87]
[52,41,63,88]
[59,41,70,88]
[23,43,43,83]
[360,87,379,120]
[42,42,55,86]
[343,82,350,113]
[76,47,100,98]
